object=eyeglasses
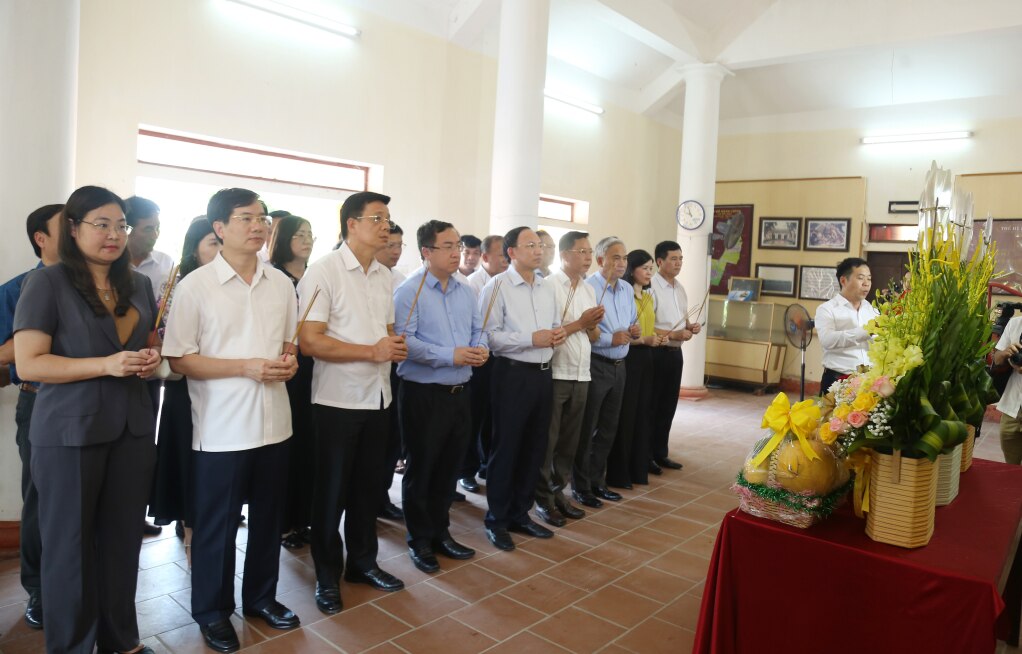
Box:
[565,248,593,256]
[292,232,317,243]
[516,242,549,251]
[79,220,131,235]
[428,243,464,253]
[230,213,271,228]
[354,214,394,228]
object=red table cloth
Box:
[693,458,1022,654]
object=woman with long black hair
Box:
[14,185,161,654]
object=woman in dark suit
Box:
[14,185,161,654]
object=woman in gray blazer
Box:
[14,186,162,654]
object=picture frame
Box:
[799,266,841,301]
[755,264,798,297]
[727,276,762,302]
[804,218,851,252]
[710,204,754,295]
[758,217,801,250]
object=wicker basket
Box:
[865,450,937,548]
[961,425,975,473]
[936,443,962,506]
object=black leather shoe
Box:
[555,497,585,519]
[409,546,440,573]
[315,583,342,615]
[344,566,405,592]
[535,504,566,528]
[243,600,299,630]
[434,536,475,559]
[594,486,622,502]
[656,457,683,470]
[24,590,42,629]
[199,618,240,653]
[459,477,480,493]
[143,521,162,536]
[648,460,663,475]
[509,519,554,539]
[572,490,603,508]
[281,531,305,550]
[378,502,405,521]
[485,526,515,551]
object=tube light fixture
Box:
[544,90,605,116]
[860,131,972,145]
[226,0,361,38]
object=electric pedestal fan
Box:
[784,304,814,400]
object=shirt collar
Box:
[506,264,541,288]
[212,252,269,286]
[653,273,674,289]
[338,241,385,276]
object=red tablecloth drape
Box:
[693,458,1022,654]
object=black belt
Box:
[592,353,624,366]
[19,383,37,394]
[429,383,466,394]
[503,358,551,371]
[654,346,683,354]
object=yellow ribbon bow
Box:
[751,393,822,468]
[848,449,871,517]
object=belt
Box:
[428,383,466,394]
[592,353,624,366]
[654,346,683,354]
[19,383,37,394]
[503,358,551,371]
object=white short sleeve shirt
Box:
[997,317,1022,417]
[548,271,596,381]
[651,273,689,349]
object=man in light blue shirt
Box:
[480,226,566,551]
[573,236,637,508]
[394,220,488,573]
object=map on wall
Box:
[710,205,753,295]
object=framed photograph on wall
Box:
[799,266,841,301]
[727,276,762,302]
[710,204,754,295]
[755,264,798,297]
[804,218,852,252]
[758,217,801,250]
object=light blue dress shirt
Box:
[394,268,484,385]
[480,265,559,364]
[588,270,636,360]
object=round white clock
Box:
[676,200,706,230]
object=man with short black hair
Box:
[459,234,482,279]
[816,257,877,394]
[467,234,509,296]
[125,196,174,295]
[536,230,556,278]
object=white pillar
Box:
[676,63,730,399]
[0,0,79,522]
[488,0,550,236]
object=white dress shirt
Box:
[133,249,175,298]
[453,270,471,288]
[997,317,1022,417]
[481,266,559,364]
[391,267,406,291]
[651,273,689,349]
[548,271,596,381]
[467,267,493,297]
[161,254,297,452]
[815,293,879,374]
[297,242,395,410]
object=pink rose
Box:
[828,417,846,433]
[847,411,868,428]
[872,376,895,398]
[848,376,862,389]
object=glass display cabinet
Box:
[704,298,787,388]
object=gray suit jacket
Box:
[14,264,157,447]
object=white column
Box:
[0,0,79,522]
[488,0,550,235]
[676,63,731,399]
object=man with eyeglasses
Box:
[376,222,407,290]
[298,191,408,615]
[394,220,487,572]
[163,187,301,651]
[536,230,556,278]
[534,231,604,527]
[466,234,509,297]
[573,236,636,509]
[479,227,566,551]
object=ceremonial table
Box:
[693,458,1022,654]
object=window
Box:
[537,194,590,261]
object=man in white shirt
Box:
[534,231,603,527]
[163,188,300,652]
[480,227,566,551]
[993,316,1022,464]
[125,196,175,296]
[815,257,879,394]
[459,234,481,278]
[536,229,556,278]
[298,191,409,615]
[466,234,509,297]
[649,241,700,473]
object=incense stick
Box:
[598,272,615,305]
[560,281,578,324]
[288,287,321,351]
[402,270,429,336]
[147,265,179,350]
[480,279,502,332]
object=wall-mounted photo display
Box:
[726,276,762,302]
[758,217,801,250]
[804,218,851,252]
[710,204,754,295]
[799,265,841,301]
[755,264,798,297]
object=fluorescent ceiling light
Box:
[860,131,972,145]
[226,0,360,38]
[544,90,604,116]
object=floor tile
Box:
[474,547,553,581]
[647,547,714,582]
[581,541,657,572]
[573,584,663,629]
[613,566,695,604]
[518,533,591,563]
[544,557,623,592]
[373,581,468,628]
[670,502,729,526]
[501,574,588,615]
[391,615,497,654]
[655,592,704,631]
[424,563,512,603]
[135,594,193,640]
[451,593,546,640]
[306,603,412,652]
[584,507,652,532]
[529,607,625,654]
[612,528,680,556]
[240,628,343,653]
[136,561,193,602]
[613,617,695,654]
[481,630,572,653]
[643,514,708,540]
[155,614,267,653]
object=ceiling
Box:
[338,0,1022,132]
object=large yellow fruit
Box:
[742,436,772,485]
[773,437,841,494]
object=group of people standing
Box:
[3,185,696,654]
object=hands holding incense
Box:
[104,349,162,379]
[533,327,567,348]
[243,354,298,383]
[454,346,489,367]
[372,334,409,363]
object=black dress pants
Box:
[485,358,553,528]
[15,389,41,596]
[380,365,403,510]
[283,355,315,532]
[400,381,471,547]
[607,345,654,487]
[310,403,389,584]
[190,439,289,625]
[649,347,683,462]
[459,356,493,479]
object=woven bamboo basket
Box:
[865,450,937,548]
[961,425,976,473]
[935,443,962,506]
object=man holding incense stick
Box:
[298,191,408,615]
[480,226,565,551]
[649,240,699,473]
[163,188,300,651]
[535,231,603,527]
[394,220,486,572]
[573,236,636,509]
